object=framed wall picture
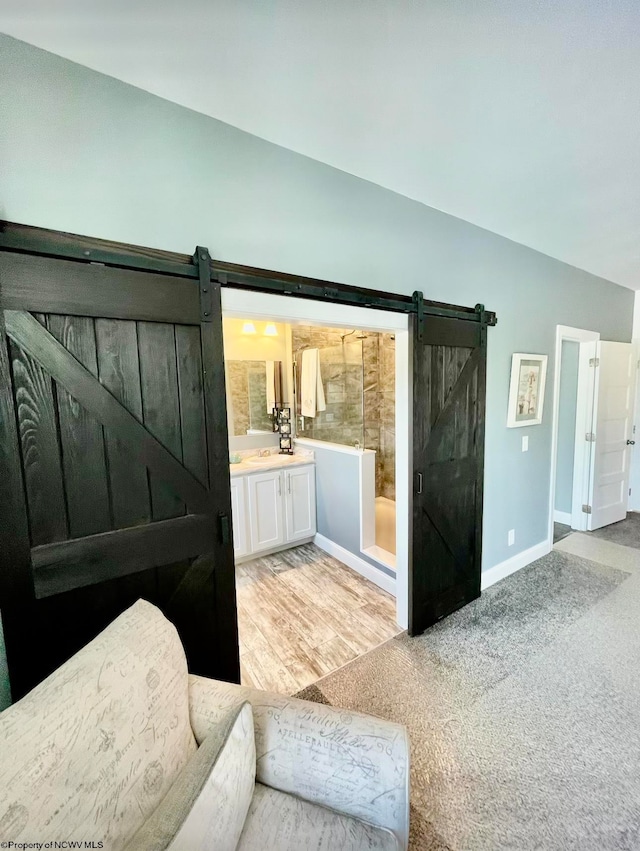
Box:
[507,353,548,427]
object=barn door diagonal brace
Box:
[4,310,214,514]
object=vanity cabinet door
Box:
[230,477,249,559]
[247,470,285,553]
[284,465,317,542]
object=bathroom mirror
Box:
[225,360,283,436]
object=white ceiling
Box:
[2,0,640,288]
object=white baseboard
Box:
[314,534,396,596]
[553,510,572,525]
[481,539,551,591]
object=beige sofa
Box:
[0,600,410,850]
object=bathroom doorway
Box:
[222,290,409,602]
[221,290,409,691]
[549,324,636,542]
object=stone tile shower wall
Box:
[292,327,395,500]
[292,326,364,447]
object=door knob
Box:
[627,440,636,445]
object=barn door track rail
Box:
[0,221,497,326]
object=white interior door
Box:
[628,348,640,511]
[588,341,635,531]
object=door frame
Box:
[548,324,600,541]
[221,287,411,627]
[587,341,637,530]
[628,344,640,511]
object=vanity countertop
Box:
[229,449,315,477]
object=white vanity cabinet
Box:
[284,465,317,542]
[230,477,249,559]
[247,469,286,553]
[231,463,316,561]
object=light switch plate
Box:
[508,529,515,546]
[522,435,529,452]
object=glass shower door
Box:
[295,340,364,447]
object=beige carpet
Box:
[296,535,640,850]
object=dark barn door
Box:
[410,313,487,636]
[0,247,239,699]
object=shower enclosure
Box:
[293,326,396,556]
[295,337,365,447]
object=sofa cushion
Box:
[237,784,400,851]
[0,600,196,849]
[125,701,255,851]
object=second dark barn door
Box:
[410,313,487,636]
[0,247,239,699]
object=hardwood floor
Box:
[236,542,401,693]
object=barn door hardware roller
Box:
[412,291,425,341]
[193,245,214,322]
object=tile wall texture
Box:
[292,326,364,448]
[292,327,395,499]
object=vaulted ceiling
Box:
[3,0,640,288]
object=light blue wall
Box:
[0,35,634,707]
[554,341,580,515]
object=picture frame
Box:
[507,353,548,428]
[279,435,292,453]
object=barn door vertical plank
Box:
[442,347,459,460]
[9,313,67,545]
[95,319,157,606]
[95,318,150,529]
[456,348,471,459]
[410,314,427,636]
[175,325,208,486]
[432,345,441,422]
[137,321,184,520]
[474,326,488,588]
[0,309,37,701]
[191,257,239,683]
[47,314,111,538]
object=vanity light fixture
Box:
[242,321,257,335]
[264,323,278,337]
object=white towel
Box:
[265,361,276,414]
[300,348,326,417]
